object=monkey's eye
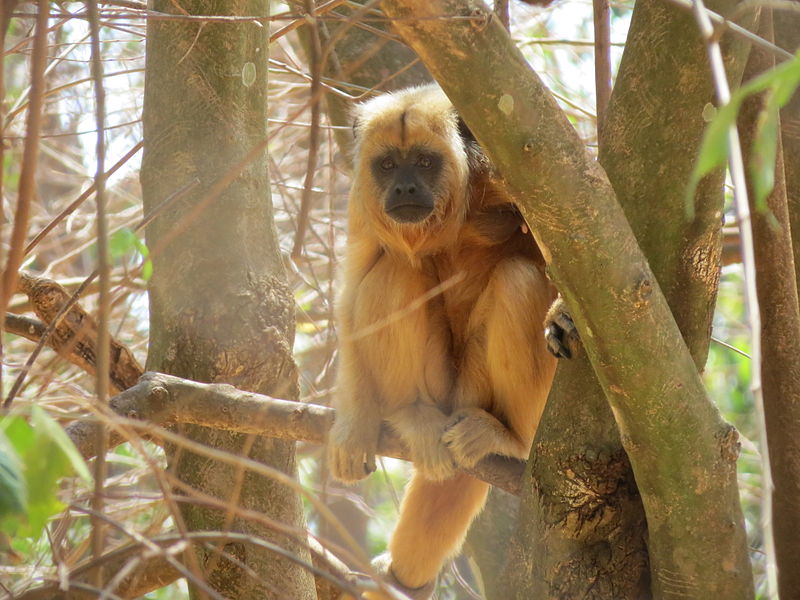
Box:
[380,157,396,170]
[417,155,432,168]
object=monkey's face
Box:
[370,145,444,224]
[350,85,470,257]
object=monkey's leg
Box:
[387,402,455,481]
[328,349,382,482]
[444,257,556,467]
[387,471,490,590]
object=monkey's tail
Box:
[387,470,490,589]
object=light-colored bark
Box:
[378,1,754,597]
[139,1,315,597]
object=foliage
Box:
[688,50,800,213]
[0,407,91,539]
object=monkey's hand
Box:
[327,419,379,483]
[443,407,528,467]
[544,295,581,359]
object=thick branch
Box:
[378,0,752,596]
[66,371,525,495]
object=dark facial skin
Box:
[370,145,443,223]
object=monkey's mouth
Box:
[386,204,434,224]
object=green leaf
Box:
[686,50,800,216]
[750,101,778,210]
[0,431,27,522]
[685,101,741,217]
[1,408,93,538]
[131,236,153,280]
[30,406,92,484]
[110,227,138,259]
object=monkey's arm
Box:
[328,236,385,483]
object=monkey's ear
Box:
[457,116,477,144]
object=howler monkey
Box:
[328,84,561,598]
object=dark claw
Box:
[544,299,580,359]
[545,324,572,359]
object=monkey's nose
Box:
[394,183,416,195]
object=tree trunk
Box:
[739,13,800,597]
[379,1,754,597]
[140,1,315,598]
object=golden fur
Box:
[328,85,557,592]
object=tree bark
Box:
[379,1,754,598]
[140,1,315,598]
[739,13,800,597]
[775,9,800,298]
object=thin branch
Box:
[1,0,50,310]
[593,0,612,131]
[87,0,111,582]
[3,307,142,391]
[292,0,324,260]
[65,372,527,496]
[663,0,793,61]
[12,531,362,600]
[24,141,144,256]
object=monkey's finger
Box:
[364,453,376,476]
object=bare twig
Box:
[87,0,111,580]
[593,0,612,131]
[1,0,50,310]
[24,141,144,256]
[292,0,325,260]
[4,291,143,391]
[663,0,793,60]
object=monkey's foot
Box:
[410,433,457,482]
[544,296,580,359]
[361,553,436,600]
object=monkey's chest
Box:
[351,254,453,406]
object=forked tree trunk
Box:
[140,1,316,598]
